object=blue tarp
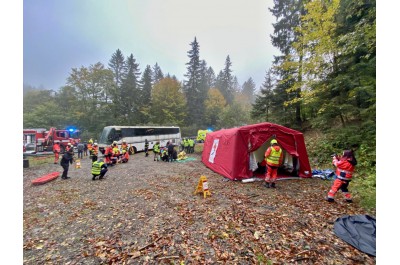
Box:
[311,169,335,180]
[334,215,376,256]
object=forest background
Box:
[22,0,376,210]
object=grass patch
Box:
[25,156,54,167]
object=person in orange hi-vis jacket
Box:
[104,144,113,166]
[121,149,130,163]
[53,141,61,164]
[264,139,283,188]
[121,140,128,153]
[326,150,357,203]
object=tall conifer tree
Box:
[183,37,203,124]
[219,55,234,105]
[152,63,164,85]
[242,77,256,104]
[108,49,126,89]
[137,65,153,124]
[269,0,305,127]
[119,54,141,124]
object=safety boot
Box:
[325,197,334,202]
[271,183,276,188]
[264,182,270,188]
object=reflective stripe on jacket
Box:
[91,161,104,175]
[333,158,355,180]
[153,144,160,153]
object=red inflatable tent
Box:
[201,122,312,180]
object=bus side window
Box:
[115,130,122,141]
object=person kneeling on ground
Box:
[91,159,108,180]
[161,148,169,162]
[121,149,129,163]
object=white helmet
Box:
[94,143,98,146]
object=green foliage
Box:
[217,102,249,129]
[305,127,376,210]
[204,88,226,128]
[150,78,187,127]
[23,101,66,128]
[351,144,376,210]
[27,156,54,167]
[180,124,199,138]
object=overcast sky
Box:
[23,0,279,91]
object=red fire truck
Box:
[23,127,81,153]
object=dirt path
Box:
[23,151,375,264]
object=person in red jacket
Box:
[104,144,113,166]
[121,149,130,163]
[53,141,61,164]
[326,150,357,203]
[264,139,283,188]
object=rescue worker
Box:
[53,140,61,164]
[91,159,108,180]
[91,143,99,163]
[153,141,160,161]
[144,139,149,157]
[121,149,130,163]
[66,142,73,152]
[112,142,121,163]
[87,139,93,155]
[184,138,189,153]
[188,138,194,153]
[326,150,357,203]
[121,140,128,153]
[104,144,114,166]
[60,143,74,180]
[264,139,283,188]
[161,147,169,162]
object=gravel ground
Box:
[23,150,376,264]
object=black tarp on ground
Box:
[333,215,376,256]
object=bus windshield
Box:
[99,127,113,145]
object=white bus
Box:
[97,126,181,154]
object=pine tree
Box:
[183,37,204,124]
[152,63,164,84]
[119,54,142,124]
[108,49,126,89]
[205,66,216,89]
[269,0,305,127]
[219,55,234,105]
[242,77,256,104]
[136,65,153,124]
[251,69,275,122]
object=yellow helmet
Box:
[270,139,278,145]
